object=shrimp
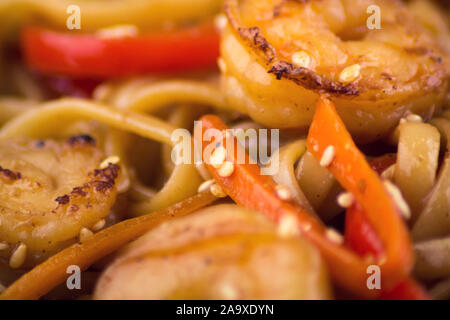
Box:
[94,204,331,299]
[0,135,120,268]
[220,0,449,143]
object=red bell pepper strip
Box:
[343,155,430,300]
[307,97,414,291]
[21,22,220,78]
[346,204,430,300]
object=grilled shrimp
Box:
[0,135,120,267]
[94,204,331,299]
[220,0,449,143]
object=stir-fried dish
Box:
[0,0,449,300]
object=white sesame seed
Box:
[326,228,344,244]
[0,242,8,250]
[277,214,300,238]
[337,192,355,208]
[214,14,228,30]
[9,243,27,269]
[302,223,312,232]
[210,183,227,198]
[381,164,396,180]
[100,155,120,169]
[96,25,139,39]
[198,179,216,193]
[92,219,106,231]
[405,114,423,123]
[339,64,361,84]
[209,146,227,168]
[399,118,407,124]
[79,227,94,243]
[320,146,335,167]
[383,180,411,219]
[313,145,319,152]
[275,185,292,201]
[292,51,311,69]
[218,161,235,177]
[220,284,239,300]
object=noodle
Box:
[0,98,203,214]
[412,156,450,241]
[414,236,450,280]
[394,122,441,222]
[0,0,448,301]
[0,0,222,30]
[269,140,316,216]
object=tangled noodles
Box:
[0,0,449,300]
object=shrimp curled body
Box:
[220,0,449,143]
[0,135,120,267]
[94,204,331,299]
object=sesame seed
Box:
[337,192,355,208]
[197,179,215,193]
[9,243,27,269]
[405,114,423,123]
[96,25,139,39]
[383,180,411,219]
[275,185,292,201]
[79,227,94,243]
[302,223,312,232]
[292,51,311,69]
[381,164,396,180]
[320,146,335,167]
[0,242,8,250]
[218,161,235,177]
[92,219,106,231]
[210,183,227,198]
[326,228,344,244]
[399,118,407,124]
[363,255,376,265]
[100,155,120,169]
[220,284,239,300]
[209,146,227,168]
[214,14,228,30]
[339,64,361,84]
[313,145,319,152]
[277,214,300,238]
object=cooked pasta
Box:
[0,0,448,301]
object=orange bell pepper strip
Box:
[307,97,414,291]
[199,114,376,298]
[0,192,216,300]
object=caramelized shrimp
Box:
[0,135,120,267]
[220,0,449,143]
[94,204,331,299]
